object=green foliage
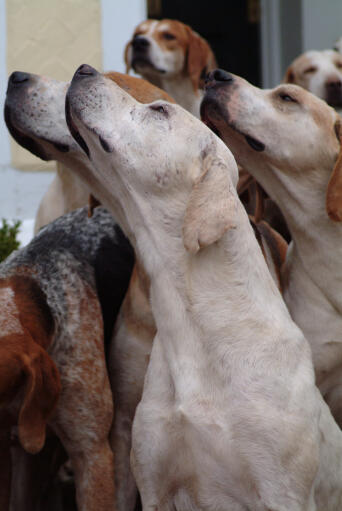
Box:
[0,219,21,262]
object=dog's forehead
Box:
[135,19,158,35]
[297,50,341,71]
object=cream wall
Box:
[0,0,146,222]
[6,0,103,170]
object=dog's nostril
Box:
[9,71,30,85]
[132,36,150,51]
[211,69,234,83]
[327,80,342,89]
[75,64,98,77]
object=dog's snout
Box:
[8,71,30,86]
[74,64,98,78]
[132,36,150,52]
[326,78,342,90]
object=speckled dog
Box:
[0,207,134,511]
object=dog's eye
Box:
[304,66,317,74]
[149,104,168,115]
[162,32,176,41]
[279,93,297,103]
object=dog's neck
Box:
[251,161,342,312]
[140,72,202,118]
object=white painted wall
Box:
[261,0,342,88]
[302,0,342,51]
[0,0,11,166]
[101,0,146,73]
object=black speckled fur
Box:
[0,206,134,354]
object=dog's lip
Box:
[132,56,166,74]
[201,95,265,153]
[65,95,90,158]
[4,104,50,161]
[4,103,70,157]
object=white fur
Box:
[285,49,342,114]
[67,73,342,510]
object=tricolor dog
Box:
[284,49,342,113]
[201,69,342,430]
[66,64,342,511]
[0,206,134,511]
[124,19,217,117]
[5,65,287,511]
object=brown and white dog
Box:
[284,49,342,113]
[124,19,217,117]
[0,206,134,511]
[202,68,342,429]
[66,64,342,511]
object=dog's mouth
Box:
[65,95,90,158]
[132,56,166,74]
[4,104,50,161]
[201,95,266,153]
[4,103,71,159]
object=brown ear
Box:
[124,41,132,74]
[183,155,238,254]
[326,120,342,221]
[18,348,60,454]
[283,66,295,83]
[186,28,217,93]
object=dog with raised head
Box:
[5,65,288,511]
[284,49,342,113]
[4,71,174,234]
[202,68,342,431]
[66,64,342,511]
[124,19,217,117]
[0,206,134,511]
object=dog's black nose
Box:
[74,64,98,78]
[207,69,234,83]
[9,71,30,85]
[132,36,150,51]
[327,78,342,90]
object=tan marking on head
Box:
[104,71,175,103]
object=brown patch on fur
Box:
[88,194,101,217]
[0,332,60,454]
[122,262,156,343]
[0,276,54,350]
[255,219,288,292]
[326,119,342,221]
[104,70,175,103]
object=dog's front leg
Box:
[109,317,153,511]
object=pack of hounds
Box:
[3,16,342,511]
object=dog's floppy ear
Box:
[326,119,342,221]
[283,66,295,83]
[18,348,60,454]
[183,154,238,254]
[186,28,217,93]
[124,41,132,74]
